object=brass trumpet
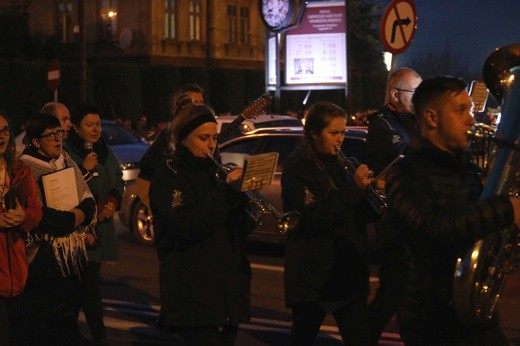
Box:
[206,153,300,234]
[335,146,388,216]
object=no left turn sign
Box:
[380,0,417,55]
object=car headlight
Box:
[120,162,138,170]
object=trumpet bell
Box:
[277,211,300,234]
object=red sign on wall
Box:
[47,59,61,92]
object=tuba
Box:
[452,44,520,326]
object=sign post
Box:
[380,0,417,69]
[47,59,61,102]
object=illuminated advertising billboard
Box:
[285,1,347,85]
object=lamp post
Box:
[78,0,87,102]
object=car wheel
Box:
[131,198,154,246]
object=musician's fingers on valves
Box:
[353,164,374,189]
[226,167,243,184]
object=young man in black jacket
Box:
[386,76,520,345]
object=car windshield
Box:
[220,133,368,172]
[101,122,141,145]
[254,119,302,128]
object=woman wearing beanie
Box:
[149,104,255,346]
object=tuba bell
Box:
[452,44,520,326]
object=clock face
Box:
[260,0,293,30]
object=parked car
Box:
[119,127,369,246]
[216,114,303,141]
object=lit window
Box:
[164,0,176,39]
[189,1,201,41]
[227,5,237,44]
[239,7,249,44]
[101,0,118,41]
[56,0,73,43]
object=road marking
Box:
[251,263,284,272]
[251,263,379,282]
[96,299,402,343]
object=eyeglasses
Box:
[39,129,65,141]
[394,88,415,94]
[0,126,10,136]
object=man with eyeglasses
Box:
[16,102,72,155]
[11,113,95,345]
[366,67,422,345]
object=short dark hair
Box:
[169,83,204,116]
[304,101,346,146]
[25,113,61,141]
[71,102,100,125]
[412,76,467,116]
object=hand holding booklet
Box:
[40,167,79,211]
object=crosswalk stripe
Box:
[96,298,402,343]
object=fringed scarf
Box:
[20,150,94,277]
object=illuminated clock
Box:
[259,0,295,31]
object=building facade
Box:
[0,0,271,69]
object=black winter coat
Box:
[366,105,417,175]
[281,147,372,308]
[149,145,255,328]
[386,138,514,334]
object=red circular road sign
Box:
[380,0,417,55]
[47,59,61,92]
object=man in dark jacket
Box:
[386,76,520,344]
[366,67,422,345]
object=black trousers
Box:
[80,261,106,342]
[398,321,509,346]
[9,298,81,346]
[180,325,238,346]
[396,298,509,346]
[0,296,16,346]
[368,249,408,345]
[290,299,368,346]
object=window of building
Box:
[227,4,250,45]
[164,0,176,39]
[239,7,249,44]
[56,0,73,43]
[100,0,118,41]
[189,0,201,41]
[227,5,237,44]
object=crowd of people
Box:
[0,69,519,346]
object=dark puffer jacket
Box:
[386,138,514,335]
[149,145,255,328]
[281,146,373,307]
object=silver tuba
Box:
[452,44,520,326]
[206,153,300,234]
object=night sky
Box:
[392,0,520,75]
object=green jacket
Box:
[64,132,124,262]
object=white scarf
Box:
[20,151,94,277]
